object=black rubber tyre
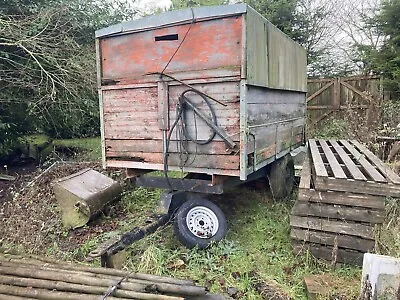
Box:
[267,154,295,200]
[173,197,227,249]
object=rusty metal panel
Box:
[100,17,242,80]
[53,169,122,229]
[246,6,307,92]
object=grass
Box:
[24,134,101,162]
[110,187,362,299]
[52,137,101,161]
[11,135,396,298]
[376,197,400,258]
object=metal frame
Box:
[133,162,271,195]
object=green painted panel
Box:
[246,7,268,86]
[246,6,307,92]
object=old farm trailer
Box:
[95,4,307,249]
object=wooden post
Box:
[333,77,340,110]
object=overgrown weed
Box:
[376,197,400,257]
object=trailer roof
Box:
[95,4,247,38]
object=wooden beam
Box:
[340,75,381,81]
[307,81,334,103]
[340,81,375,104]
[352,140,400,184]
[307,105,370,110]
[307,78,335,83]
[308,139,328,177]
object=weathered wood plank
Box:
[106,139,234,155]
[104,114,240,128]
[106,152,240,170]
[352,140,400,184]
[293,242,364,265]
[307,81,334,103]
[309,139,328,177]
[298,189,385,210]
[158,81,169,130]
[313,175,400,198]
[340,81,375,104]
[340,140,387,183]
[299,152,311,190]
[291,201,384,223]
[319,140,346,179]
[329,140,367,181]
[106,160,240,176]
[247,103,305,125]
[290,215,374,240]
[100,70,241,89]
[290,228,375,252]
[104,124,240,141]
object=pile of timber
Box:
[291,139,400,265]
[0,254,224,299]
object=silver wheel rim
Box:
[186,206,219,239]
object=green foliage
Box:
[53,137,101,161]
[376,197,400,258]
[364,0,400,97]
[245,0,297,37]
[309,119,348,140]
[0,0,138,152]
[244,0,335,76]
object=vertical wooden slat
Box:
[299,152,311,189]
[239,80,248,180]
[351,140,400,184]
[340,140,387,183]
[319,140,346,179]
[96,38,106,169]
[329,140,367,181]
[333,77,340,109]
[158,81,169,130]
[309,139,328,177]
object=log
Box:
[0,261,206,296]
[0,254,193,286]
[0,259,165,288]
[0,294,38,300]
[0,283,130,300]
[0,174,15,181]
[0,265,148,291]
[0,274,183,300]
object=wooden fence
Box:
[307,75,383,129]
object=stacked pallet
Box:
[0,254,223,299]
[291,139,400,265]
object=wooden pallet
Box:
[308,139,400,197]
[290,140,398,265]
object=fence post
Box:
[333,77,340,110]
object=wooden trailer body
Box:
[96,4,307,181]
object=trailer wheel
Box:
[173,198,227,249]
[268,154,295,200]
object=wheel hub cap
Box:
[186,206,219,239]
